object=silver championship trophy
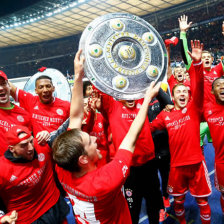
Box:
[79,13,168,100]
[24,68,71,102]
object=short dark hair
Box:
[212,77,224,90]
[83,81,92,97]
[52,129,86,172]
[202,50,211,55]
[172,83,187,96]
[35,75,53,87]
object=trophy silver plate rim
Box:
[79,13,168,100]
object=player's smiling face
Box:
[202,52,213,70]
[173,85,189,110]
[81,131,102,163]
[174,67,184,82]
[35,79,55,104]
[10,134,34,161]
[212,79,224,105]
[122,100,136,108]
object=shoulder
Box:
[55,97,69,103]
[13,104,29,114]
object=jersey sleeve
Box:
[180,31,192,71]
[82,110,95,133]
[189,61,204,109]
[91,149,132,195]
[215,61,224,76]
[150,112,166,132]
[16,89,36,112]
[48,118,69,148]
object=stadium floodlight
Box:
[69,2,77,7]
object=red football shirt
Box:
[99,95,155,166]
[150,62,204,167]
[90,112,110,167]
[203,63,224,105]
[204,102,224,164]
[16,89,70,136]
[0,141,60,224]
[56,149,132,224]
[168,75,191,97]
[0,104,31,156]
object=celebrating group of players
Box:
[0,15,223,224]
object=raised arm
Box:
[68,50,85,129]
[222,21,224,36]
[119,81,161,153]
[179,15,192,70]
[187,40,204,107]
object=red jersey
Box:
[16,89,70,136]
[168,75,191,97]
[203,63,224,105]
[150,62,204,167]
[204,102,224,164]
[56,149,132,224]
[99,96,155,166]
[0,104,31,156]
[90,112,110,167]
[0,141,60,224]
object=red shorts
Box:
[215,163,224,193]
[167,161,212,197]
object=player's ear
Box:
[8,145,15,153]
[78,155,89,166]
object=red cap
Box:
[6,125,32,146]
[165,36,179,47]
[0,70,8,80]
[38,67,47,72]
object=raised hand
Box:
[36,130,50,145]
[89,91,101,110]
[178,15,192,32]
[222,21,224,36]
[74,49,85,80]
[0,210,18,224]
[188,40,204,62]
[145,81,161,102]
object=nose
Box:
[93,136,97,142]
[28,142,34,152]
[43,86,48,92]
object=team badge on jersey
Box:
[182,108,187,114]
[125,189,133,197]
[17,115,24,122]
[38,153,45,162]
[56,109,63,116]
[98,122,102,129]
[136,103,141,109]
[167,185,173,193]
